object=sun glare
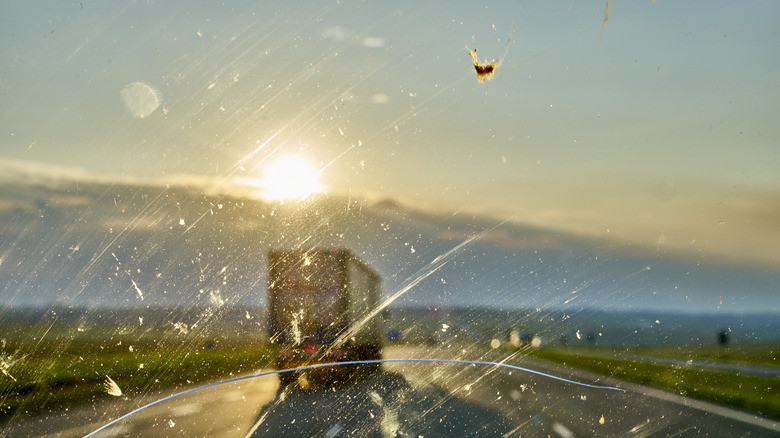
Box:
[258,155,323,200]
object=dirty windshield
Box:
[1,1,779,437]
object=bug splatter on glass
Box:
[600,0,610,42]
[467,48,496,82]
[467,27,515,82]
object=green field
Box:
[627,344,780,367]
[520,344,780,421]
[0,322,274,423]
[3,320,779,425]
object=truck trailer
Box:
[267,248,382,385]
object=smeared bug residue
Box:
[0,349,25,382]
[209,290,225,307]
[467,48,496,82]
[172,321,190,335]
[601,0,610,42]
[291,310,303,345]
[467,27,515,82]
[369,390,399,438]
[104,375,123,396]
[131,279,144,301]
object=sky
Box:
[1,0,779,269]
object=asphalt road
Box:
[5,345,778,437]
[382,346,779,437]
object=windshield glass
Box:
[1,1,778,437]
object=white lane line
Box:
[620,381,779,432]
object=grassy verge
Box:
[522,347,780,421]
[0,324,274,423]
[626,344,780,367]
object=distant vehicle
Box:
[267,249,382,386]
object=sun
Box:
[258,154,323,200]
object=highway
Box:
[5,345,778,437]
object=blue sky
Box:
[2,0,779,267]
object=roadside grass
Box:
[522,346,780,421]
[0,323,274,423]
[628,344,780,367]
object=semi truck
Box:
[267,248,382,386]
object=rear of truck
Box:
[267,249,382,385]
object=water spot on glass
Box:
[120,82,161,118]
[362,36,385,48]
[371,94,388,104]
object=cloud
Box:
[486,177,780,267]
[1,162,778,313]
[0,158,230,196]
[0,159,99,184]
[436,228,568,252]
[4,159,779,268]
